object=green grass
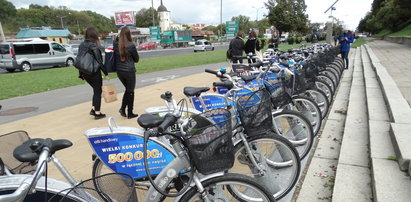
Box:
[0,41,325,100]
[351,38,366,48]
[390,24,411,36]
[376,29,392,36]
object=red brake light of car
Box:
[212,87,217,92]
[10,48,15,59]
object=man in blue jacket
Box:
[339,30,354,69]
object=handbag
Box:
[104,51,116,73]
[102,83,117,103]
[74,49,100,75]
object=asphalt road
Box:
[0,44,229,74]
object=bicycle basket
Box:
[0,131,37,174]
[236,89,273,136]
[183,108,234,175]
[51,173,136,202]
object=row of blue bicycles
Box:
[0,43,344,202]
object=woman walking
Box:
[78,27,109,120]
[244,30,261,63]
[114,26,139,119]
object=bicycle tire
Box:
[282,95,322,136]
[317,74,335,93]
[272,109,314,159]
[315,80,333,103]
[230,133,301,200]
[303,88,330,119]
[179,173,276,202]
[328,63,342,77]
[92,158,153,202]
[326,66,341,82]
[319,70,338,89]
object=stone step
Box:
[294,49,355,202]
[362,45,411,202]
[332,47,372,201]
[364,44,411,174]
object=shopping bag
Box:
[104,51,116,73]
[102,83,117,103]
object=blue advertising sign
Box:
[88,134,175,179]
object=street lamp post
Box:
[220,0,222,43]
[57,16,66,29]
[252,6,264,21]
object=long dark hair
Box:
[85,27,100,45]
[118,26,132,62]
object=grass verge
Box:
[351,38,366,48]
[0,41,323,100]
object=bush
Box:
[305,35,311,42]
[295,36,302,44]
[287,36,295,44]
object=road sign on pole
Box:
[149,26,161,40]
[226,21,239,40]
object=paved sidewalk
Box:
[366,39,411,106]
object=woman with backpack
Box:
[78,27,109,120]
[114,26,140,119]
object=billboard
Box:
[114,11,135,27]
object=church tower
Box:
[158,0,170,33]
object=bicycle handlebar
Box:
[212,80,234,90]
[158,113,178,133]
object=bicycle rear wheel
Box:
[315,80,333,103]
[302,88,330,119]
[230,133,300,200]
[179,173,276,202]
[272,109,314,159]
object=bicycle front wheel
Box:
[230,134,301,200]
[272,109,314,159]
[179,173,276,202]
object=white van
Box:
[0,39,76,72]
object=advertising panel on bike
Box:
[86,132,175,179]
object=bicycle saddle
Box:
[13,138,73,163]
[183,87,210,97]
[240,74,257,82]
[137,113,165,129]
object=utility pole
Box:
[152,0,155,26]
[220,0,222,43]
[57,16,66,28]
[77,20,81,35]
[252,6,264,22]
[324,0,339,45]
[0,22,6,42]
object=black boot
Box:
[119,92,128,117]
[127,92,138,119]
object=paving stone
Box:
[295,158,337,202]
[332,164,372,202]
[371,158,411,202]
[369,120,395,159]
[390,123,411,171]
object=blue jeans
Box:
[341,51,349,69]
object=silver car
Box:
[0,40,76,72]
[193,39,214,52]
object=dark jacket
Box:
[78,40,107,77]
[245,38,261,54]
[339,33,354,52]
[113,40,139,72]
[228,36,245,57]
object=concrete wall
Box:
[373,36,411,47]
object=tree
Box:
[231,15,251,33]
[0,0,17,20]
[135,8,159,27]
[265,0,309,34]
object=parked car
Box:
[193,39,214,52]
[137,42,156,50]
[70,44,79,55]
[0,39,76,72]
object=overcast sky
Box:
[11,0,372,30]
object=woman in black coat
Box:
[244,30,261,63]
[78,27,109,120]
[114,26,139,119]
